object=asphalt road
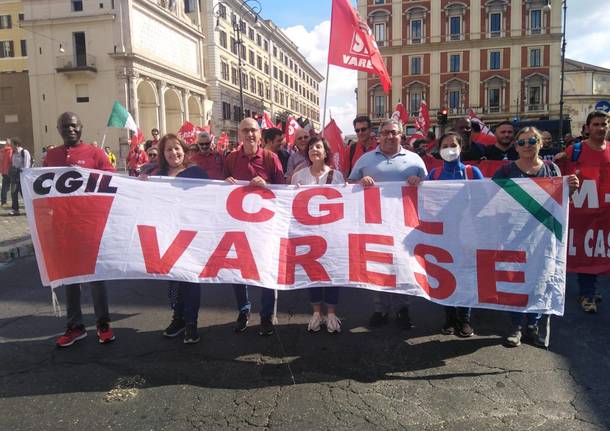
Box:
[1,257,608,431]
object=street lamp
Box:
[544,0,568,148]
[213,0,262,123]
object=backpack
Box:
[432,164,474,180]
[226,148,276,180]
[570,141,582,162]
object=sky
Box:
[258,0,610,134]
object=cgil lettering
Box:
[33,171,117,196]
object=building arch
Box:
[188,94,203,125]
[164,87,183,133]
[137,80,159,137]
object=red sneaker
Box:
[97,323,115,344]
[56,326,87,347]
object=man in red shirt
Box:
[346,115,377,176]
[561,110,610,314]
[190,131,224,179]
[44,112,116,347]
[0,140,13,207]
[224,117,284,336]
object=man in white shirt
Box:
[9,137,31,216]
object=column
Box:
[157,80,166,134]
[183,89,190,124]
[130,75,139,125]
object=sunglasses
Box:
[381,130,399,137]
[354,127,369,133]
[516,137,539,147]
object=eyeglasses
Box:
[354,127,369,133]
[240,128,258,134]
[380,130,400,137]
[516,137,539,147]
[147,153,158,158]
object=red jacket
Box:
[0,145,13,176]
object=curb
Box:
[0,239,34,263]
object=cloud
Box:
[282,21,357,135]
[565,2,610,66]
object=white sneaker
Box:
[308,312,324,332]
[326,313,342,333]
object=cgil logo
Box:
[33,171,118,196]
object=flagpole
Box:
[320,62,331,138]
[100,127,108,148]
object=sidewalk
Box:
[0,202,33,263]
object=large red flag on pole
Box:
[391,103,409,125]
[327,0,391,93]
[323,118,346,174]
[415,100,430,134]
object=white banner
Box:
[22,167,569,315]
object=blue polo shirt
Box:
[348,146,428,182]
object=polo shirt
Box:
[190,151,225,180]
[44,142,116,172]
[223,146,284,184]
[348,146,427,182]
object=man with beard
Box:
[484,121,518,160]
[453,117,485,161]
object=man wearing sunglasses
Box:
[484,121,518,160]
[190,131,224,179]
[348,118,427,330]
[346,115,378,176]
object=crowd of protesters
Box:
[3,109,608,351]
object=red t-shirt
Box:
[223,146,284,184]
[0,146,13,176]
[563,140,610,175]
[190,151,225,180]
[44,142,116,172]
[346,138,377,175]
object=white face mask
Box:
[440,147,460,162]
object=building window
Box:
[279,70,284,82]
[221,61,229,80]
[222,102,230,120]
[231,66,238,85]
[410,56,421,75]
[264,40,268,51]
[217,3,226,19]
[250,77,256,92]
[239,45,246,60]
[248,49,254,65]
[529,48,541,67]
[184,0,197,13]
[0,40,14,58]
[373,23,385,46]
[449,90,461,110]
[230,37,236,54]
[273,66,278,79]
[488,88,500,112]
[219,31,227,49]
[0,15,12,29]
[258,81,263,97]
[409,91,422,115]
[449,16,461,41]
[530,9,542,34]
[18,13,24,21]
[489,51,501,70]
[489,12,501,37]
[411,19,422,43]
[242,72,248,90]
[239,20,246,33]
[273,46,277,57]
[72,0,83,12]
[73,32,87,66]
[233,105,241,121]
[20,40,26,57]
[374,94,386,118]
[374,0,384,4]
[264,62,269,75]
[449,54,460,73]
[256,34,261,46]
[528,86,542,110]
[248,29,254,40]
[257,55,262,70]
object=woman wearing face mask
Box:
[291,136,345,333]
[426,132,483,338]
[493,127,578,349]
[152,134,209,344]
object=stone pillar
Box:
[157,80,166,134]
[183,89,190,124]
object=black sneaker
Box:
[259,316,274,336]
[395,307,413,329]
[369,312,389,327]
[234,312,249,333]
[441,321,456,335]
[458,321,474,337]
[183,324,200,344]
[524,324,539,343]
[163,318,186,338]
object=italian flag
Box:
[107,100,143,146]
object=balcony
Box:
[56,54,97,74]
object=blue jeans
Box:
[233,284,275,319]
[577,273,597,299]
[510,312,541,328]
[168,281,201,325]
[445,306,472,323]
[309,286,339,306]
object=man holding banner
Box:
[224,118,284,335]
[348,118,427,329]
[44,112,116,347]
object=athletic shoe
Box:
[534,315,551,349]
[307,312,324,332]
[326,313,342,333]
[506,329,522,347]
[234,312,249,332]
[395,307,413,329]
[163,319,186,338]
[183,324,200,344]
[458,321,475,337]
[97,323,115,344]
[9,209,20,216]
[56,326,87,347]
[369,312,389,327]
[259,316,274,336]
[441,319,456,335]
[579,297,597,313]
[524,324,538,343]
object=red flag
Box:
[129,128,145,150]
[391,103,409,125]
[261,112,275,130]
[328,0,391,93]
[178,121,198,145]
[415,100,430,133]
[323,119,346,174]
[285,115,300,147]
[216,132,228,154]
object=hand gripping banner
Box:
[22,167,569,315]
